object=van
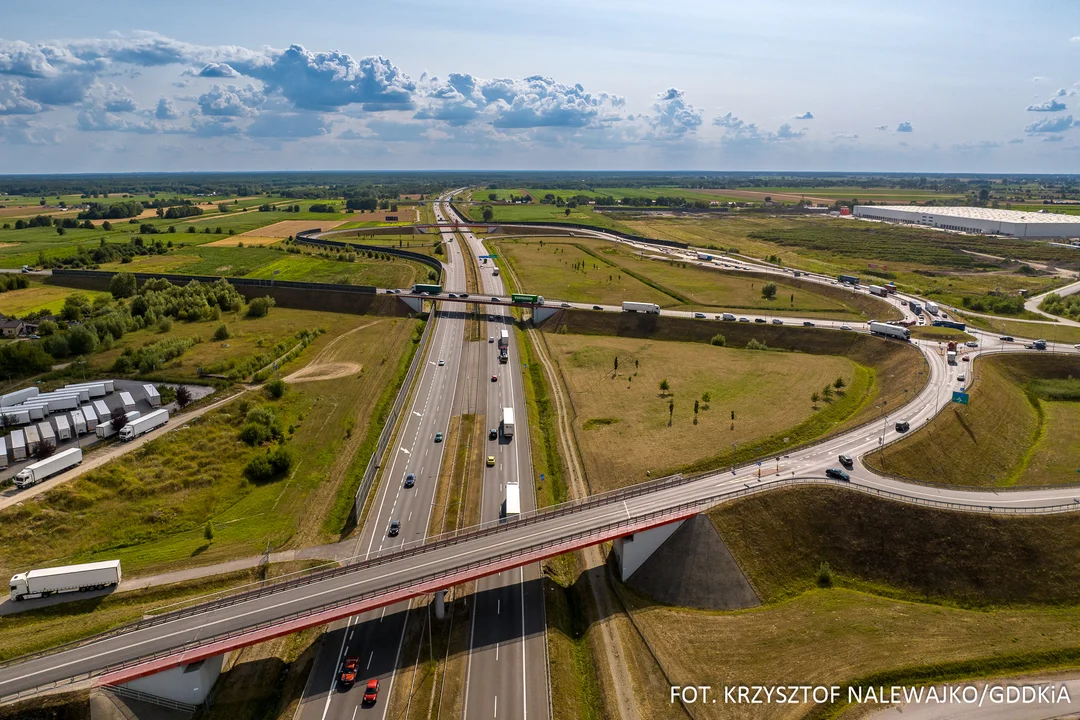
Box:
[721,313,736,321]
[895,420,910,432]
[693,312,706,319]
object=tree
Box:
[266,378,286,399]
[482,206,494,222]
[110,405,129,430]
[811,392,820,404]
[488,192,497,201]
[761,282,778,300]
[56,225,65,235]
[175,385,192,408]
[204,521,215,543]
[102,221,112,231]
[834,376,846,390]
[32,438,56,460]
[564,208,571,216]
[659,379,670,393]
[246,295,276,318]
[109,271,137,299]
[614,356,618,372]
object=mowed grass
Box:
[463,200,626,230]
[962,313,1080,345]
[0,315,419,577]
[544,334,855,492]
[494,236,887,319]
[866,354,1080,486]
[0,280,109,316]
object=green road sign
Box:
[952,391,969,405]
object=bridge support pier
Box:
[399,296,424,314]
[612,519,687,582]
[532,306,559,324]
[106,653,227,713]
[433,590,446,619]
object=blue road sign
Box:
[952,391,969,405]
[479,254,499,259]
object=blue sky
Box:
[2,0,1080,173]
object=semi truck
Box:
[933,319,967,331]
[498,347,508,364]
[492,267,500,277]
[14,447,83,489]
[498,329,510,349]
[412,283,443,294]
[143,384,161,407]
[909,301,923,315]
[838,274,860,285]
[502,482,521,521]
[96,411,139,439]
[10,429,26,461]
[502,407,515,438]
[622,301,661,314]
[511,293,545,305]
[925,301,940,315]
[696,252,713,261]
[868,285,888,297]
[0,387,39,407]
[868,321,911,341]
[119,409,169,441]
[9,559,121,602]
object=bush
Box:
[109,271,137,299]
[213,324,230,341]
[158,318,173,333]
[745,338,769,351]
[269,445,293,474]
[240,422,273,446]
[265,378,286,399]
[710,333,726,347]
[244,454,273,480]
[239,405,281,445]
[761,282,778,300]
[246,296,275,318]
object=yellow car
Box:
[486,455,496,467]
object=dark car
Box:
[592,305,603,310]
[838,454,854,468]
[448,293,458,298]
[754,318,766,323]
[404,473,415,488]
[1000,336,1014,342]
[491,374,498,382]
[459,293,470,298]
[560,302,571,308]
[803,321,815,327]
[825,468,850,481]
[339,656,360,687]
[388,520,400,537]
[363,679,380,705]
[491,297,500,302]
[489,428,498,440]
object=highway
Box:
[456,224,548,719]
[293,192,468,720]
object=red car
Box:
[363,678,380,704]
[339,656,359,687]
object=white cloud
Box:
[793,111,814,120]
[1025,114,1075,133]
[648,87,702,137]
[896,121,913,132]
[1027,98,1068,112]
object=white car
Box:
[438,359,445,366]
[489,336,495,343]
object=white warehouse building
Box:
[853,205,1080,239]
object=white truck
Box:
[119,391,135,412]
[868,285,888,297]
[81,404,98,431]
[492,267,500,277]
[143,384,161,407]
[696,252,713,261]
[93,399,110,421]
[0,387,39,407]
[869,321,911,341]
[9,559,121,602]
[119,409,169,441]
[925,301,940,315]
[14,447,83,489]
[71,410,87,435]
[37,421,55,448]
[54,414,71,441]
[10,429,26,461]
[96,411,139,439]
[502,407,515,439]
[502,481,521,521]
[622,301,661,314]
[0,437,7,469]
[24,424,40,455]
[498,329,510,350]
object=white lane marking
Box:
[319,616,353,720]
[366,651,374,670]
[494,695,498,718]
[495,642,499,661]
[497,599,500,615]
[351,707,357,720]
[399,447,410,455]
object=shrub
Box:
[175,385,192,408]
[244,454,273,481]
[109,271,137,299]
[265,378,286,399]
[158,318,173,333]
[710,333,726,347]
[213,324,230,341]
[745,338,769,351]
[246,296,276,318]
[269,445,293,474]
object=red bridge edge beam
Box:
[95,509,700,689]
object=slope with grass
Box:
[616,486,1080,720]
[0,315,420,578]
[865,354,1080,486]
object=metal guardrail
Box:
[101,684,199,714]
[350,311,436,521]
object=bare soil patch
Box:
[204,235,282,247]
[697,188,837,204]
[235,219,351,240]
[284,361,363,384]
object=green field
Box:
[961,313,1080,345]
[494,236,893,320]
[0,280,110,316]
[0,314,420,577]
[545,332,872,492]
[866,354,1080,486]
[621,215,1074,316]
[463,200,626,230]
[622,486,1080,720]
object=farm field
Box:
[493,235,892,320]
[0,314,422,578]
[542,333,859,492]
[866,354,1080,486]
[462,199,627,230]
[0,280,109,316]
[621,216,1076,316]
[318,231,447,259]
[622,485,1080,720]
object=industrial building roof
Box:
[859,205,1080,224]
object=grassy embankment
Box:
[616,485,1080,720]
[492,235,895,321]
[962,312,1080,345]
[543,312,926,492]
[0,315,420,579]
[866,353,1080,487]
[621,215,1076,317]
[0,279,110,316]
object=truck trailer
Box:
[0,437,7,469]
[0,387,39,407]
[80,404,98,430]
[695,252,713,261]
[96,411,140,439]
[502,481,521,521]
[932,319,967,331]
[868,285,888,297]
[868,321,911,341]
[23,425,40,455]
[37,421,55,448]
[838,274,861,285]
[498,330,510,349]
[14,447,83,489]
[10,429,26,461]
[502,407,515,438]
[925,301,940,315]
[119,409,169,441]
[62,382,107,398]
[9,559,121,602]
[54,415,71,441]
[622,301,661,314]
[71,410,87,435]
[0,408,32,427]
[119,392,135,411]
[93,400,110,420]
[143,384,161,407]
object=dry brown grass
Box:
[233,219,351,241]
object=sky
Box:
[2,0,1080,173]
